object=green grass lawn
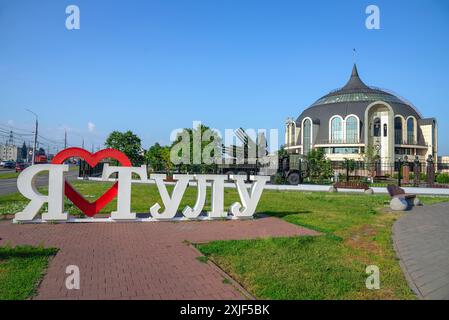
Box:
[1,180,449,299]
[198,191,449,300]
[0,172,19,179]
[0,245,58,300]
[0,166,77,180]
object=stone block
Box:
[390,197,408,211]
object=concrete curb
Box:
[79,177,449,196]
[188,244,255,300]
[392,220,423,300]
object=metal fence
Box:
[330,158,448,187]
[78,160,106,179]
[76,156,449,188]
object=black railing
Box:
[328,158,447,187]
[78,161,106,178]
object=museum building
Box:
[285,65,438,163]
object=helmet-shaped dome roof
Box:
[311,64,406,106]
[295,64,426,145]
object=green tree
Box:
[277,145,288,158]
[362,146,381,176]
[344,158,356,173]
[307,148,333,180]
[105,130,144,165]
[21,142,28,160]
[145,143,173,173]
[171,124,221,173]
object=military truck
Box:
[278,154,308,185]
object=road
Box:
[0,170,79,196]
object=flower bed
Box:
[334,181,370,190]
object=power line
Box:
[0,124,101,154]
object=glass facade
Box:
[395,148,414,155]
[303,119,311,154]
[407,118,415,144]
[394,117,403,144]
[331,117,343,143]
[373,118,381,137]
[324,147,359,154]
[312,92,405,106]
[346,116,358,143]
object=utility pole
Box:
[7,130,13,146]
[82,138,85,149]
[26,109,38,165]
[64,130,67,149]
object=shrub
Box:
[272,173,286,185]
[436,173,449,184]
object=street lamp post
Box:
[26,109,38,165]
[397,157,403,187]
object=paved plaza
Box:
[393,202,449,300]
[0,217,319,300]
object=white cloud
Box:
[87,122,95,132]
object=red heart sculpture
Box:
[52,148,132,217]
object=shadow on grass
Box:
[0,245,58,260]
[259,210,312,218]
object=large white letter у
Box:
[230,175,269,218]
[150,174,191,219]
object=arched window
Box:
[288,123,294,145]
[394,117,403,144]
[346,116,358,143]
[373,118,381,137]
[303,119,311,154]
[383,123,388,137]
[407,118,415,144]
[330,117,343,143]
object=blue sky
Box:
[0,0,448,153]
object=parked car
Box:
[0,160,6,167]
[15,162,30,172]
[3,161,16,169]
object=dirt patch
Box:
[344,224,380,254]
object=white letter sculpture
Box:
[150,174,192,219]
[182,175,228,219]
[15,164,69,222]
[230,175,270,218]
[102,164,148,220]
[13,157,269,223]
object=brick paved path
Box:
[0,217,319,300]
[393,202,449,300]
